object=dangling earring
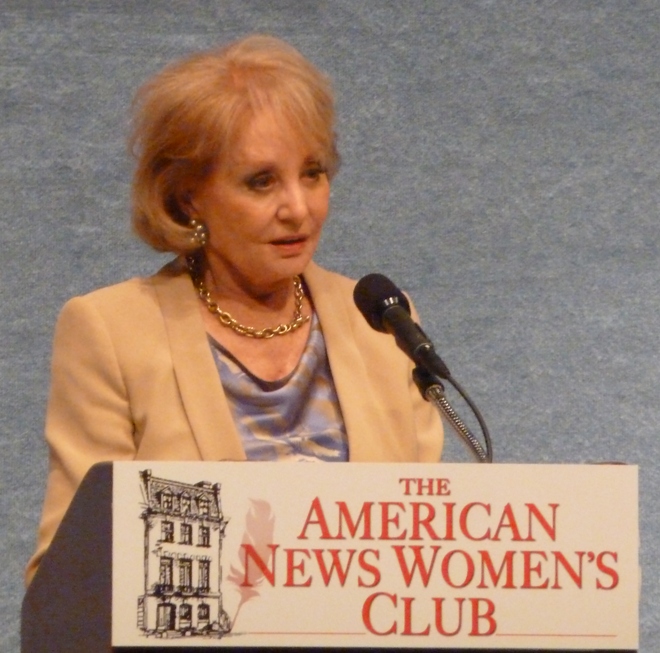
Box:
[189,218,208,248]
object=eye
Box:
[303,163,327,182]
[246,171,275,191]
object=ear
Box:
[178,187,198,219]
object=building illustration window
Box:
[179,603,192,631]
[180,522,192,545]
[198,559,210,593]
[138,470,231,638]
[159,488,173,511]
[198,495,210,516]
[198,602,210,626]
[158,557,173,593]
[179,558,193,593]
[180,492,191,515]
[161,520,174,543]
[198,525,210,548]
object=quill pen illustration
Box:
[226,498,275,627]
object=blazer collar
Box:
[304,262,403,461]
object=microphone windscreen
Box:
[353,273,411,333]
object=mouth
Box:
[270,235,308,246]
[269,235,310,257]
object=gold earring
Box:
[189,219,208,248]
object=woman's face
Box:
[190,109,331,294]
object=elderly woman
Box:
[26,35,443,584]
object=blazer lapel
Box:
[304,262,403,461]
[152,261,246,461]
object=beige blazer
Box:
[26,259,443,584]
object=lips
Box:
[270,235,307,245]
[269,235,309,257]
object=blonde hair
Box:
[129,34,339,254]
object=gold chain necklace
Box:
[187,258,310,339]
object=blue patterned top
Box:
[209,313,349,462]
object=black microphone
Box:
[353,273,451,380]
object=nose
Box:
[276,180,309,224]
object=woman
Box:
[26,34,443,585]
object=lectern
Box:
[22,461,638,652]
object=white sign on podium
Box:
[111,462,638,650]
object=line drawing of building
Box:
[137,470,232,638]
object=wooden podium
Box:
[22,461,638,652]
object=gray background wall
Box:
[2,1,658,651]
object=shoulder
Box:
[56,258,191,333]
[62,258,187,309]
